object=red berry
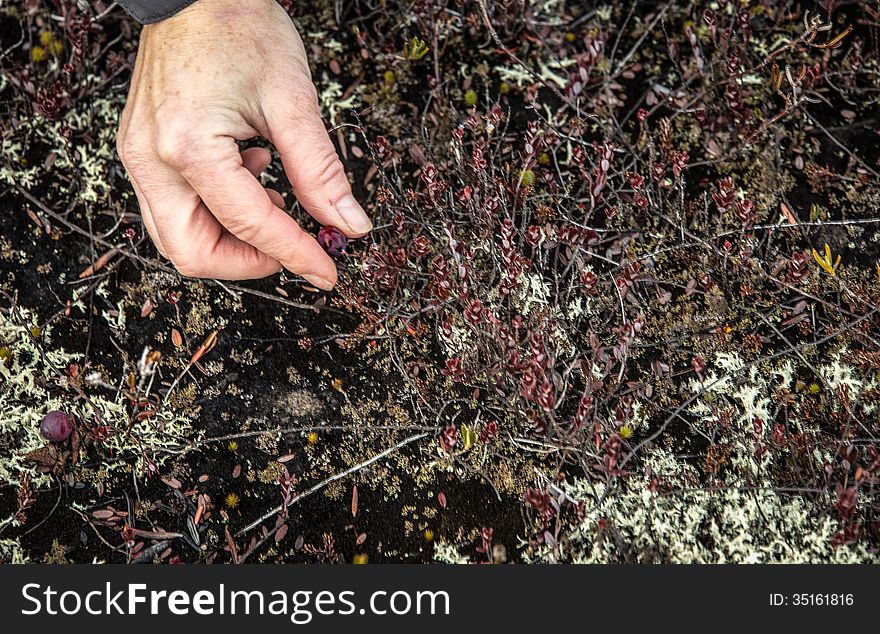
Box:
[40,410,72,442]
[318,226,347,258]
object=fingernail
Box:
[302,273,335,291]
[335,195,373,234]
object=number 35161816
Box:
[770,594,854,606]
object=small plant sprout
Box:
[461,424,478,451]
[402,36,429,61]
[812,243,841,276]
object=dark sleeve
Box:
[114,0,200,24]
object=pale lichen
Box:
[0,306,200,488]
[526,443,877,563]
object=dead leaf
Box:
[78,247,120,279]
[23,444,66,474]
[341,77,361,101]
[194,494,207,525]
[26,208,42,230]
[780,202,799,225]
[141,299,154,318]
[224,526,240,564]
[161,476,182,489]
[131,527,183,540]
[363,163,379,186]
[190,330,219,364]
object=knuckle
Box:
[115,133,128,160]
[115,111,133,160]
[309,150,346,190]
[283,70,320,106]
[171,256,207,279]
[296,77,320,104]
[116,132,144,166]
[155,128,194,167]
[153,113,205,169]
[269,81,321,129]
[228,204,276,245]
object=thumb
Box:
[266,93,372,238]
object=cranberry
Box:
[40,410,72,442]
[318,226,347,258]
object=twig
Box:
[236,432,428,536]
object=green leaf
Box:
[461,425,478,451]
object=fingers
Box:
[127,171,167,257]
[266,188,285,209]
[148,175,284,280]
[241,146,286,208]
[265,89,372,238]
[241,146,272,175]
[120,142,284,280]
[173,135,338,290]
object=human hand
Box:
[116,0,371,288]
